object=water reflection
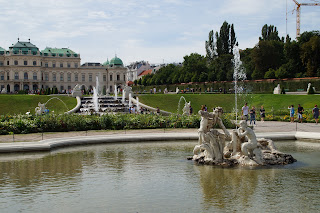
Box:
[0,141,319,212]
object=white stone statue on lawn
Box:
[35,102,47,115]
[176,87,179,94]
[72,84,82,97]
[182,101,191,115]
[1,88,7,94]
[273,84,281,94]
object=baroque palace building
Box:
[0,39,127,94]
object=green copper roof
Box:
[42,47,76,54]
[9,41,39,53]
[0,47,5,53]
[109,56,123,66]
[102,59,109,66]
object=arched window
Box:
[14,84,20,91]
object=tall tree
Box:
[205,30,216,61]
[206,21,237,58]
[259,24,280,41]
[300,36,320,77]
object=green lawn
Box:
[0,94,77,115]
[138,93,320,113]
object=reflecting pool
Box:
[0,140,319,212]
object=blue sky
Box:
[0,0,319,65]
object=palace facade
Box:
[0,40,127,94]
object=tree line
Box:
[134,21,320,86]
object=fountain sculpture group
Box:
[191,107,296,166]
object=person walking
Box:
[249,106,256,125]
[260,105,265,122]
[312,105,319,124]
[297,104,304,123]
[242,103,249,121]
[288,105,295,123]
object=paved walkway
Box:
[0,121,319,143]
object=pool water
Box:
[0,140,319,212]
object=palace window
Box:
[53,73,56,82]
[89,74,92,82]
[67,73,71,82]
[24,72,28,80]
[110,74,113,81]
[53,63,56,68]
[75,63,78,68]
[14,60,18,65]
[45,63,48,67]
[33,73,37,80]
[45,73,49,81]
[33,61,37,66]
[24,61,28,66]
[75,73,78,82]
[117,74,120,81]
[60,63,63,68]
[67,63,71,68]
[60,73,64,81]
[103,75,106,81]
[0,73,4,80]
[14,72,19,80]
[123,74,126,81]
[82,74,85,82]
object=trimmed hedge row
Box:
[133,78,320,94]
[0,114,235,135]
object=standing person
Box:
[297,104,304,123]
[189,105,193,115]
[260,105,265,122]
[249,106,256,125]
[242,103,249,121]
[288,105,295,123]
[312,105,319,124]
[204,105,208,112]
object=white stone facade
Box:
[0,41,127,94]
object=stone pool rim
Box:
[0,131,318,153]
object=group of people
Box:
[242,103,319,124]
[241,103,265,126]
[288,104,319,124]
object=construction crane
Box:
[292,0,320,39]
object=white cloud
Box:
[0,0,319,64]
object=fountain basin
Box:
[0,131,317,153]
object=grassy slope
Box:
[0,95,77,115]
[138,94,320,113]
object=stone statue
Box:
[236,120,263,165]
[183,101,191,115]
[1,88,7,94]
[191,108,296,166]
[35,102,47,115]
[273,84,281,94]
[176,87,179,94]
[193,107,231,162]
[72,84,82,97]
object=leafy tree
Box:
[264,68,276,79]
[259,24,280,41]
[199,72,208,82]
[205,30,216,61]
[251,40,284,79]
[300,36,320,77]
